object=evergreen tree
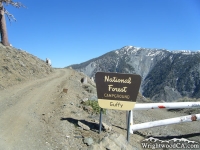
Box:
[0,0,24,46]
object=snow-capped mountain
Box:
[67,46,200,101]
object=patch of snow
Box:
[115,51,119,54]
[146,51,161,57]
[115,58,119,68]
[173,50,192,54]
[151,58,153,60]
[135,47,141,50]
[182,53,191,55]
[126,46,133,51]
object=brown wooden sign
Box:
[95,72,141,110]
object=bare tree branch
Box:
[0,0,25,22]
[0,0,25,45]
[4,9,16,21]
[5,1,25,8]
[1,0,25,8]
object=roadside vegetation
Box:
[83,100,106,114]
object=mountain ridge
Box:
[67,46,200,101]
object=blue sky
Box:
[4,0,200,68]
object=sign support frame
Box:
[99,108,103,134]
[127,110,131,142]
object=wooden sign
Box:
[95,72,141,110]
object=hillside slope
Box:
[0,44,54,90]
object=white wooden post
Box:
[83,77,87,84]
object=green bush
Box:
[83,100,106,114]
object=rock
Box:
[88,144,106,150]
[105,133,136,150]
[63,88,68,93]
[81,77,87,84]
[0,84,5,90]
[82,91,87,94]
[102,122,112,132]
[93,120,112,132]
[83,137,94,146]
[91,77,94,82]
[83,77,87,84]
[88,95,98,101]
[83,106,93,114]
[82,98,88,102]
[18,60,26,67]
[101,136,120,150]
[93,119,99,124]
[74,135,83,138]
[82,84,95,93]
[78,121,90,130]
[88,133,138,150]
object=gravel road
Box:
[0,69,70,149]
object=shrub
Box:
[83,100,106,114]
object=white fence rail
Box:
[134,102,200,110]
[129,102,200,134]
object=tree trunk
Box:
[0,2,9,46]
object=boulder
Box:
[102,122,112,132]
[88,133,137,150]
[83,137,94,146]
[78,121,90,131]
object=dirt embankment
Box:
[0,44,53,90]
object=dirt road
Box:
[0,69,72,149]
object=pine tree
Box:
[0,0,24,46]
